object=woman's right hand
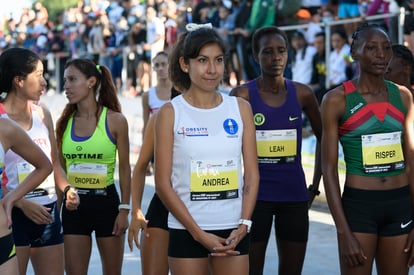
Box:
[338,231,367,267]
[198,231,240,257]
[65,188,79,211]
[128,208,147,251]
[17,199,52,225]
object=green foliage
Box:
[37,0,79,22]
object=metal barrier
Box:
[279,8,408,89]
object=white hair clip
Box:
[186,23,213,32]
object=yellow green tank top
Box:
[62,107,117,189]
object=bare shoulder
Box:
[321,85,346,111]
[0,117,15,137]
[0,118,25,150]
[292,81,313,95]
[230,83,250,101]
[235,96,251,110]
[155,102,175,132]
[395,83,413,103]
[107,109,128,126]
[157,102,174,117]
[292,81,316,106]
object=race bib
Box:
[361,131,405,173]
[190,159,239,201]
[256,129,297,164]
[17,162,53,198]
[68,163,107,189]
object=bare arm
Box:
[12,105,77,224]
[237,97,259,229]
[398,86,414,266]
[41,105,79,210]
[297,83,322,142]
[321,88,348,232]
[0,118,52,225]
[110,111,131,236]
[142,92,150,136]
[296,82,323,206]
[128,114,156,250]
[321,87,367,267]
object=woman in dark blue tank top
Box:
[230,26,322,275]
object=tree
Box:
[37,0,79,22]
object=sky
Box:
[2,0,33,20]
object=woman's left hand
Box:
[112,210,129,236]
[404,228,414,267]
[211,227,247,256]
[127,209,147,250]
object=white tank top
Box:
[1,105,56,205]
[169,93,244,230]
[148,86,169,114]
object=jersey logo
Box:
[176,127,209,137]
[254,113,265,126]
[289,116,299,121]
[401,220,413,229]
[223,119,238,135]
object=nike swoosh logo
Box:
[289,116,299,121]
[401,220,413,228]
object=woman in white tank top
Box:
[154,23,259,275]
[0,117,52,275]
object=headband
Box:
[186,23,213,32]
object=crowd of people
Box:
[1,0,414,96]
[1,0,414,275]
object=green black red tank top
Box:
[339,80,406,176]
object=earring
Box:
[183,68,188,73]
[88,86,92,89]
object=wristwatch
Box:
[239,219,252,233]
[308,184,321,196]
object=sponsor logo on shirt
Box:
[223,118,238,136]
[177,127,209,137]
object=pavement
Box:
[25,92,413,274]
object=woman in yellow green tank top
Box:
[56,59,131,275]
[321,23,414,274]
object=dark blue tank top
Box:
[247,79,308,202]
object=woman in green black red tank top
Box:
[321,23,414,275]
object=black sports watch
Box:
[308,184,320,196]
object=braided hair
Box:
[350,23,388,55]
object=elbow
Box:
[45,160,53,176]
[155,182,164,198]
